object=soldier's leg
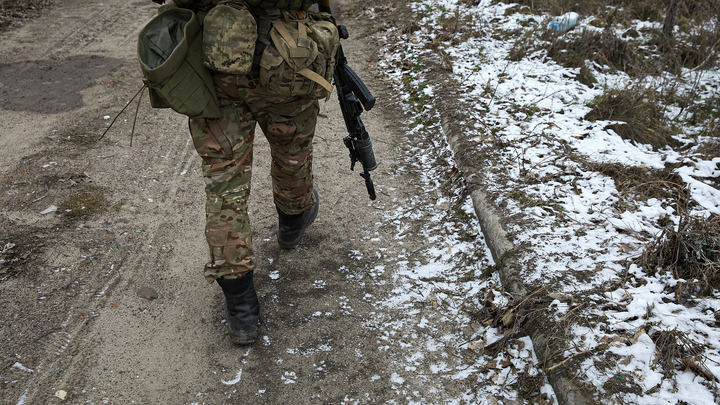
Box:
[189,74,261,344]
[255,100,320,248]
[189,91,257,283]
[257,100,320,214]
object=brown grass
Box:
[585,88,679,149]
[651,329,710,379]
[59,185,108,219]
[586,161,686,204]
[687,95,720,138]
[504,0,720,77]
[546,28,652,76]
[696,139,720,159]
[640,208,720,297]
[495,0,717,24]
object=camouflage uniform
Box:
[156,0,328,282]
[191,71,319,282]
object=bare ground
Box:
[0,0,500,404]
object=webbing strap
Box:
[298,68,332,92]
[272,20,297,50]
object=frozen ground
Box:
[371,0,720,403]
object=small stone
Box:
[120,204,137,213]
[137,287,159,301]
[55,390,67,400]
[468,340,485,350]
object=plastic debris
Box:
[11,362,34,373]
[40,205,58,215]
[547,12,579,33]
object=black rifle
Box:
[319,2,378,200]
[334,39,378,200]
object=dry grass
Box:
[696,139,720,160]
[59,185,108,219]
[505,0,720,78]
[586,161,685,205]
[651,329,711,380]
[495,0,717,23]
[640,208,720,298]
[472,287,584,368]
[585,87,679,149]
[546,28,653,76]
[687,95,720,139]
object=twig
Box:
[99,85,146,142]
[130,86,144,146]
[448,351,501,370]
[545,350,590,372]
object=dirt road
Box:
[0,1,497,403]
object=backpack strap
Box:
[298,68,332,92]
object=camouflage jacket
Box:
[173,0,314,11]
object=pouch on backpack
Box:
[202,1,257,74]
[258,16,338,99]
[245,0,314,10]
[306,14,340,98]
[138,8,221,118]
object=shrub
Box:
[641,212,720,297]
[585,88,678,149]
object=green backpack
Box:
[138,8,221,118]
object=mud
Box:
[0,56,124,113]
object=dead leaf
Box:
[631,328,646,344]
[502,310,515,328]
[682,356,718,382]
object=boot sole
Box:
[229,330,258,345]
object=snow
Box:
[376,0,720,402]
[220,369,243,385]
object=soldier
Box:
[149,0,337,344]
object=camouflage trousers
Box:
[189,72,319,282]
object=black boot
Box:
[216,272,259,345]
[277,189,319,249]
